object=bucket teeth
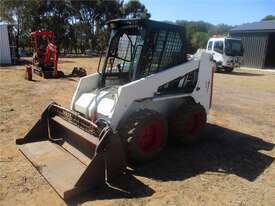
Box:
[16,103,126,199]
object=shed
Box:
[230,20,275,69]
[0,24,12,65]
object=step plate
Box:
[18,141,88,198]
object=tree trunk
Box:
[15,22,20,59]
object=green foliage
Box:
[0,0,234,55]
[122,0,150,19]
[0,0,150,55]
[261,15,275,21]
[191,32,210,50]
[176,20,232,53]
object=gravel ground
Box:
[0,58,275,206]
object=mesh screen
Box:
[141,30,185,77]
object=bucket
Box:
[16,103,126,199]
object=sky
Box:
[139,0,275,25]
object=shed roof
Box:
[230,20,275,33]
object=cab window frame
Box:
[213,40,224,54]
[207,41,213,50]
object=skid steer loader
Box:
[16,19,214,200]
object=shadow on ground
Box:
[67,174,154,205]
[67,123,274,205]
[133,124,274,181]
[217,70,264,76]
[0,59,32,68]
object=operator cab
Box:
[31,31,54,65]
[74,19,195,120]
[98,19,187,87]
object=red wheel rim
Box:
[137,122,162,154]
[185,112,204,136]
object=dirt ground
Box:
[1,57,275,206]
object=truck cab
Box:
[206,37,243,72]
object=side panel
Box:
[71,73,100,110]
[110,59,202,131]
[191,53,214,113]
[118,97,185,126]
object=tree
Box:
[262,15,275,21]
[0,0,27,58]
[176,20,232,53]
[0,0,50,56]
[191,32,209,50]
[69,0,123,52]
[122,0,150,19]
[0,0,153,55]
[209,24,232,36]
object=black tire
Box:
[57,70,64,78]
[214,61,218,72]
[170,101,206,144]
[214,61,222,73]
[118,109,168,163]
[42,70,53,79]
[224,67,234,73]
[214,62,222,73]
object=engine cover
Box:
[74,87,118,121]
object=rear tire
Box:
[170,101,206,144]
[214,63,222,73]
[119,109,168,163]
[57,70,64,78]
[42,71,52,79]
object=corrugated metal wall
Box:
[0,24,12,65]
[230,32,268,68]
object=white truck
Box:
[206,37,243,72]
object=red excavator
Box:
[31,31,63,78]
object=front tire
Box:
[224,67,234,73]
[119,109,168,163]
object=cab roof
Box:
[107,18,184,32]
[208,37,241,41]
[31,31,54,37]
